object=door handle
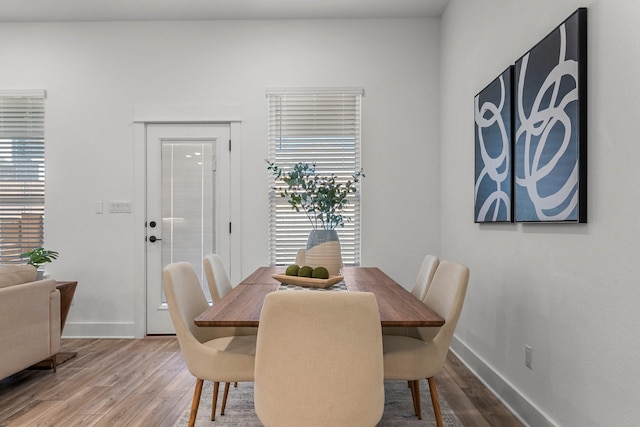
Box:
[148,236,162,243]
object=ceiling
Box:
[0,0,450,22]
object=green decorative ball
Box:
[298,265,313,277]
[312,266,330,279]
[285,264,300,276]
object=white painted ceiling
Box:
[0,0,450,22]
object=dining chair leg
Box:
[189,378,204,427]
[412,380,422,419]
[408,380,417,416]
[211,381,220,421]
[221,382,231,415]
[428,376,443,427]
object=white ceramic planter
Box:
[305,230,343,276]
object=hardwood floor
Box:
[0,337,523,426]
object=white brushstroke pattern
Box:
[515,23,578,221]
[475,74,510,222]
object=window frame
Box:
[267,87,363,266]
[0,90,47,264]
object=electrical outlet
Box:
[525,345,533,369]
[109,200,131,213]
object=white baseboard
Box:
[450,336,557,427]
[61,322,138,339]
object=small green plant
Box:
[267,160,364,230]
[21,247,59,269]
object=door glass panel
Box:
[161,141,215,302]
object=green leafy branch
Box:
[267,161,364,230]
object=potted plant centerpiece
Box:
[267,161,364,275]
[21,247,59,280]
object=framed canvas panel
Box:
[514,8,587,222]
[474,66,513,223]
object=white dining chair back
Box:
[204,254,258,337]
[203,254,232,303]
[410,254,439,302]
[420,260,469,367]
[384,254,439,339]
[255,291,384,427]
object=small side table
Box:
[31,280,78,371]
[56,281,77,334]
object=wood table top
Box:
[194,266,444,328]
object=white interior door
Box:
[146,123,230,334]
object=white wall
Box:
[440,0,640,425]
[0,19,440,336]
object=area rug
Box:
[174,379,463,426]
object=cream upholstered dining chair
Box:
[384,254,439,339]
[254,291,385,427]
[203,254,233,303]
[410,254,439,302]
[203,254,257,338]
[163,262,256,427]
[382,260,469,426]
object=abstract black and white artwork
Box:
[514,8,587,222]
[474,66,513,223]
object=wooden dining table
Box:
[194,266,444,328]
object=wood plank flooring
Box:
[0,337,523,426]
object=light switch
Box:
[95,201,103,214]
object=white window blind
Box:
[267,88,363,266]
[0,90,46,264]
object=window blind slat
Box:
[267,89,362,266]
[0,92,46,264]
